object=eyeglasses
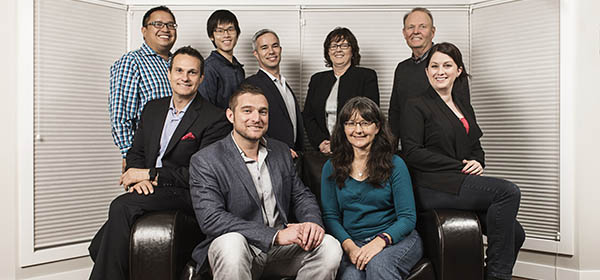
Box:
[329,43,351,51]
[214,27,237,35]
[147,21,178,30]
[344,120,374,129]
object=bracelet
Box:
[377,233,391,246]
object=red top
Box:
[459,117,470,134]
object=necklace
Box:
[357,169,366,178]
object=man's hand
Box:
[318,140,331,154]
[297,222,325,251]
[290,149,298,159]
[275,223,303,246]
[120,168,153,188]
[341,239,361,265]
[354,236,386,270]
[127,180,155,195]
[462,159,483,175]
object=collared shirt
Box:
[155,98,192,168]
[411,45,433,64]
[109,42,173,157]
[198,50,245,109]
[231,134,280,228]
[259,68,297,142]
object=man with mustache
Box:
[198,9,245,110]
[245,29,304,158]
[388,7,471,148]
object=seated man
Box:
[88,46,231,280]
[189,83,343,280]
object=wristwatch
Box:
[148,167,157,182]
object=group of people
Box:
[88,5,524,280]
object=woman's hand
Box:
[462,159,483,175]
[342,239,361,264]
[319,140,331,154]
[354,237,386,270]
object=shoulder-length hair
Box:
[426,42,470,83]
[329,97,395,188]
[323,27,361,68]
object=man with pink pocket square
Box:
[89,46,231,280]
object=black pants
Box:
[415,175,526,280]
[88,187,193,280]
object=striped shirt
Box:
[109,42,172,156]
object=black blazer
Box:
[399,85,484,194]
[126,95,231,188]
[302,66,380,150]
[244,70,304,151]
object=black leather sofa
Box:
[129,152,484,280]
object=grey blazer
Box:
[189,135,323,267]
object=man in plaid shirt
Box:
[109,5,177,170]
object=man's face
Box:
[402,11,435,51]
[253,33,282,72]
[210,21,239,54]
[168,54,204,98]
[141,10,177,52]
[226,93,269,142]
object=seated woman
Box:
[321,97,422,280]
[399,42,525,280]
[303,27,380,154]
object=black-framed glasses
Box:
[214,27,237,35]
[344,120,374,129]
[147,21,178,30]
[329,43,351,50]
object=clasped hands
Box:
[120,168,157,195]
[342,236,387,271]
[275,222,324,251]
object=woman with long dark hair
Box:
[400,42,525,280]
[303,27,380,155]
[321,97,422,279]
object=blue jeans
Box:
[336,230,423,280]
[416,175,526,280]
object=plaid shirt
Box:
[109,42,172,157]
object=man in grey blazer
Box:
[189,83,342,280]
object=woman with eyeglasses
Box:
[303,27,380,155]
[321,97,423,280]
[399,42,525,280]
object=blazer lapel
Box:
[258,71,293,126]
[223,135,263,208]
[163,97,201,156]
[264,144,287,223]
[148,101,170,161]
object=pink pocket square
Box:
[181,132,196,141]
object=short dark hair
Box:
[329,97,395,189]
[229,83,266,110]
[142,6,176,27]
[426,42,470,82]
[403,7,434,27]
[206,10,241,47]
[169,46,205,76]
[323,27,361,68]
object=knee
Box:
[515,222,526,248]
[208,232,253,266]
[498,180,521,202]
[107,194,132,218]
[314,235,343,271]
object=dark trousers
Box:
[415,175,526,280]
[88,187,193,280]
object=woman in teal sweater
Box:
[321,97,423,280]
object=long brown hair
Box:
[329,97,395,188]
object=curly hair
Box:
[329,97,395,188]
[323,27,361,68]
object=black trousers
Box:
[88,187,193,280]
[415,175,526,280]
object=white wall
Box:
[2,0,600,279]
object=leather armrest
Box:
[417,209,484,280]
[129,210,204,280]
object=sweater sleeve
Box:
[382,156,417,243]
[320,160,352,243]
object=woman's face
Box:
[328,39,352,69]
[426,51,462,93]
[344,111,379,151]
